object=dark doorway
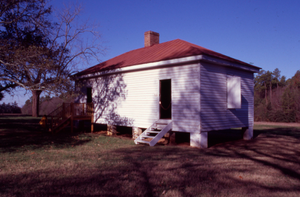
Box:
[87,87,92,103]
[160,79,172,119]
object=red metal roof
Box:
[76,39,257,76]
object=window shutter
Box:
[227,76,241,109]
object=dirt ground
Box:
[255,121,300,127]
[1,117,300,196]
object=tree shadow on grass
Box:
[1,125,300,196]
[2,139,300,197]
[0,116,92,153]
[254,126,300,139]
[106,127,300,196]
[207,126,300,148]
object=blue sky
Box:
[2,0,300,107]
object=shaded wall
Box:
[200,62,254,132]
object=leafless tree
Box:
[0,1,105,116]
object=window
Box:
[227,75,241,109]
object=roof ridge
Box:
[75,38,259,76]
[76,39,186,73]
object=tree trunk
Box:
[270,81,272,106]
[32,90,42,117]
[265,82,268,104]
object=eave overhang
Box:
[73,54,261,81]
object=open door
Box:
[160,79,172,119]
[86,87,92,103]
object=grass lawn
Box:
[1,116,300,197]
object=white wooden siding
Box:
[200,62,254,132]
[78,60,254,134]
[90,63,201,132]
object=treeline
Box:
[0,102,21,113]
[254,68,300,122]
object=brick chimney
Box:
[144,31,159,47]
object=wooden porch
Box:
[46,103,94,133]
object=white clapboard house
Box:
[74,31,260,148]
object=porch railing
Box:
[47,103,94,133]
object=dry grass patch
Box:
[1,117,300,196]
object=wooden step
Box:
[150,127,162,130]
[135,139,150,144]
[146,130,160,134]
[140,135,155,139]
[154,125,167,130]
